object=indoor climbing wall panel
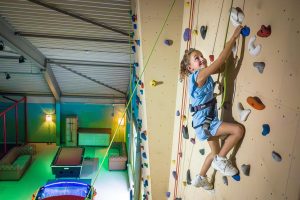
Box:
[134,0,184,199]
[168,0,300,200]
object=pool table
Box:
[51,147,85,178]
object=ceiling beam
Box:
[53,63,126,96]
[15,32,130,44]
[26,0,129,36]
[48,59,130,69]
[0,19,61,100]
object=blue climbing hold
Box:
[144,180,148,187]
[241,26,250,37]
[133,24,137,30]
[138,80,142,85]
[232,174,240,181]
[164,39,173,46]
[183,28,191,41]
[132,14,137,22]
[135,40,140,46]
[140,90,143,95]
[262,124,270,136]
[166,192,171,198]
[142,152,147,159]
[176,110,180,116]
[133,62,139,67]
[141,132,147,141]
[132,45,136,53]
[172,171,178,180]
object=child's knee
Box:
[236,125,244,139]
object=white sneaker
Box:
[191,174,213,190]
[212,155,238,176]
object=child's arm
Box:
[196,25,242,87]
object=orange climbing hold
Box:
[247,96,265,110]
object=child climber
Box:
[180,25,244,190]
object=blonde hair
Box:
[179,48,200,81]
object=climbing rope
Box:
[84,1,178,199]
[173,0,195,198]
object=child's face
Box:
[188,51,207,73]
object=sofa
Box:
[0,145,35,180]
[109,142,128,170]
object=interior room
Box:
[0,0,299,200]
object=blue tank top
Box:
[188,69,215,126]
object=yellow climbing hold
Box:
[193,29,198,35]
[182,181,187,186]
[150,80,158,86]
[185,1,190,6]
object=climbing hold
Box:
[241,164,250,176]
[230,7,245,27]
[140,145,144,150]
[132,14,137,22]
[172,160,176,165]
[176,110,180,116]
[135,40,141,46]
[257,25,271,37]
[209,55,214,62]
[172,171,178,180]
[199,148,205,155]
[190,138,196,144]
[185,1,190,6]
[144,180,148,187]
[182,181,187,186]
[142,152,147,159]
[237,102,251,122]
[140,90,144,95]
[186,169,192,185]
[166,192,171,198]
[182,115,187,123]
[141,82,144,89]
[183,28,191,41]
[232,174,240,181]
[138,80,142,85]
[253,62,265,74]
[141,132,147,141]
[132,45,136,53]
[164,39,173,46]
[222,176,228,185]
[247,96,265,110]
[272,151,282,162]
[130,32,134,38]
[144,163,148,168]
[248,35,262,56]
[133,24,137,30]
[192,29,198,35]
[136,95,142,105]
[182,125,189,139]
[200,25,208,39]
[241,26,250,37]
[150,80,163,86]
[133,62,139,67]
[262,124,270,136]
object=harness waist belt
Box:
[190,98,216,113]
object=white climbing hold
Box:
[237,102,251,122]
[230,7,244,27]
[248,35,262,56]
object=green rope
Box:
[85,0,177,199]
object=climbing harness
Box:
[190,97,216,137]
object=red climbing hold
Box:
[209,55,214,62]
[257,25,271,37]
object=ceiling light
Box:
[0,41,4,51]
[19,56,25,63]
[5,73,11,80]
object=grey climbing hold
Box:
[199,149,205,155]
[272,151,282,162]
[166,192,171,198]
[200,25,208,39]
[186,169,192,185]
[253,62,265,73]
[172,171,178,180]
[222,176,228,185]
[176,110,180,116]
[182,125,189,139]
[241,164,250,176]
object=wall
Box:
[135,0,184,199]
[168,0,300,199]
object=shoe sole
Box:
[212,161,238,176]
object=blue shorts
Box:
[194,119,222,141]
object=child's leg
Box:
[214,122,244,157]
[199,137,220,176]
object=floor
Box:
[0,143,129,200]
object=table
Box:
[51,147,85,178]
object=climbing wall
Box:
[168,0,300,199]
[132,0,184,199]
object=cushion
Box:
[12,155,31,168]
